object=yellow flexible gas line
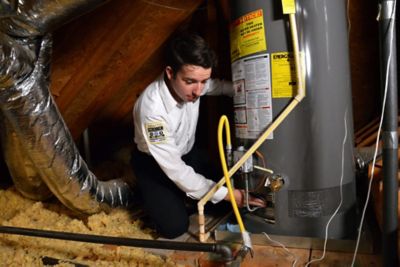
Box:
[217,115,246,233]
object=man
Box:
[132,32,264,238]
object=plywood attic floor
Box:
[169,244,382,267]
[150,213,383,267]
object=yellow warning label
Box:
[281,0,296,14]
[230,9,266,62]
[271,52,299,98]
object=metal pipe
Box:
[379,0,398,266]
[0,225,233,262]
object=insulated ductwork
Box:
[0,0,110,37]
[0,114,53,201]
[0,0,134,214]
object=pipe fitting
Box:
[214,244,234,262]
[265,174,284,192]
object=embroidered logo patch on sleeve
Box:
[145,121,167,143]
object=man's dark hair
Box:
[165,32,217,74]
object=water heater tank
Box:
[229,0,357,238]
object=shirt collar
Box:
[158,73,183,113]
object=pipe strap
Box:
[382,131,398,150]
[379,1,396,20]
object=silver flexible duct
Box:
[0,0,109,37]
[0,0,134,214]
[0,114,53,201]
[0,31,48,200]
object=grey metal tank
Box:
[230,0,357,238]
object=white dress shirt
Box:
[133,73,232,203]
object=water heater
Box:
[229,0,357,238]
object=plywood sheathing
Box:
[51,0,203,139]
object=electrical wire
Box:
[255,150,266,168]
[262,232,299,267]
[253,150,273,191]
[305,109,349,266]
[351,1,397,265]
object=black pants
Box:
[131,147,222,239]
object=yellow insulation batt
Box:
[0,187,178,267]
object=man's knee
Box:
[157,217,189,239]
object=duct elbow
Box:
[95,179,135,208]
[0,33,36,89]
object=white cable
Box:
[260,111,347,266]
[351,1,396,265]
[304,109,348,267]
[262,232,299,267]
[304,2,350,265]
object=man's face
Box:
[165,64,212,103]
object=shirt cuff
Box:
[210,186,228,204]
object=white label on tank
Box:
[232,53,273,139]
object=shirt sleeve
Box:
[141,115,228,203]
[204,79,234,97]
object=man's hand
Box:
[224,189,266,208]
